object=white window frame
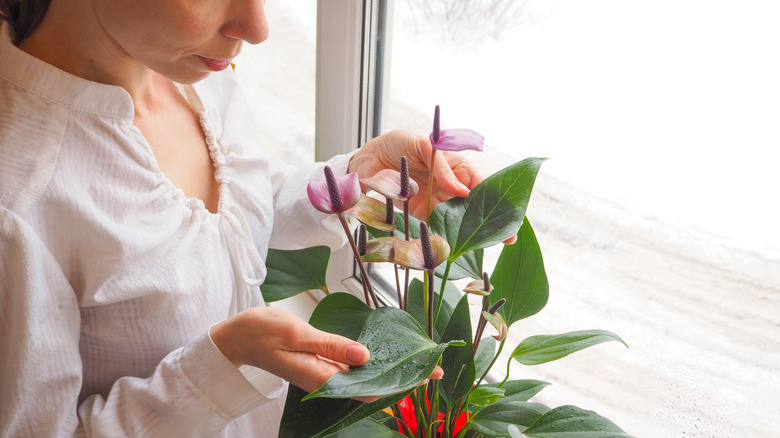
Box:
[314,0,394,301]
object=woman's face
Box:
[92,0,268,83]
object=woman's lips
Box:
[197,56,233,72]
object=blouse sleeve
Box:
[0,209,279,437]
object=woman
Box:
[0,0,481,436]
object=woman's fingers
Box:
[210,306,446,402]
[297,327,370,366]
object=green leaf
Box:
[474,336,497,379]
[490,219,549,326]
[470,401,550,436]
[430,157,546,261]
[281,386,412,438]
[281,295,408,438]
[308,293,372,341]
[467,386,505,409]
[327,417,406,437]
[439,296,476,406]
[481,379,550,403]
[436,248,484,280]
[523,405,634,437]
[280,295,410,438]
[262,246,330,302]
[511,330,628,366]
[304,307,460,400]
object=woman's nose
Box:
[222,0,269,44]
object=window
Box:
[240,1,777,436]
[234,2,317,164]
[380,1,778,437]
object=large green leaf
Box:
[480,379,550,403]
[430,157,546,261]
[522,405,634,437]
[279,293,411,438]
[328,417,406,437]
[281,386,412,438]
[511,330,628,366]
[439,296,476,406]
[490,219,549,326]
[308,293,373,341]
[304,307,463,400]
[470,401,550,436]
[474,336,497,379]
[280,294,407,438]
[262,246,330,301]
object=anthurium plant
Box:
[264,106,633,438]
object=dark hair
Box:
[0,0,51,44]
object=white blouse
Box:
[0,23,351,437]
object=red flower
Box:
[395,395,469,437]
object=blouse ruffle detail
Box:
[197,101,267,311]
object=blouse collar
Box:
[0,23,135,120]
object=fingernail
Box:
[454,180,470,193]
[346,344,369,363]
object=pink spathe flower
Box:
[361,236,400,263]
[360,169,420,202]
[307,166,362,214]
[482,311,508,341]
[463,279,493,297]
[346,196,397,231]
[392,222,450,271]
[429,105,484,152]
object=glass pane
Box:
[234,2,317,164]
[385,1,779,436]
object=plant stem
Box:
[422,273,431,338]
[430,381,440,438]
[427,269,435,339]
[394,263,403,308]
[390,230,404,307]
[402,200,411,311]
[455,420,471,438]
[456,337,507,428]
[425,148,438,222]
[432,261,452,330]
[413,388,427,438]
[337,213,379,308]
[472,296,490,354]
[443,406,453,437]
[450,399,465,438]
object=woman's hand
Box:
[348,130,484,219]
[349,129,517,244]
[209,307,443,401]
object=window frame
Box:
[314,0,395,301]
